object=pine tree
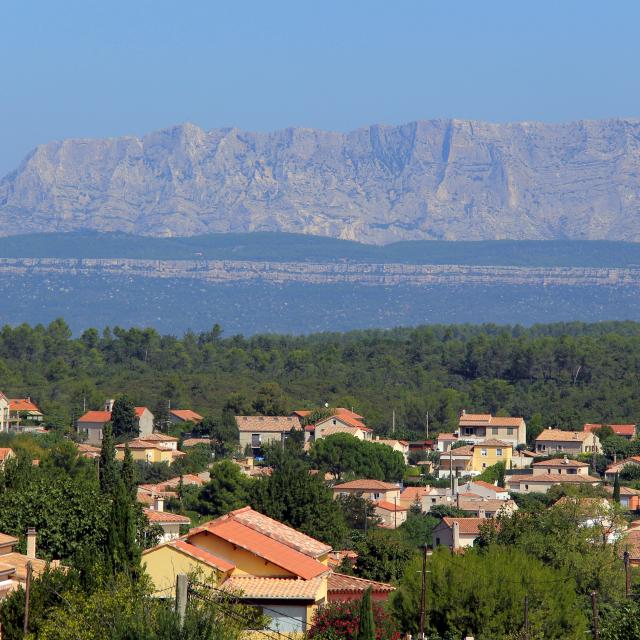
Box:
[613,472,621,503]
[357,587,376,640]
[122,444,136,500]
[99,424,117,497]
[111,395,138,439]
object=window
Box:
[507,428,514,435]
[436,537,441,546]
[492,428,498,435]
[373,493,380,500]
[464,427,474,435]
[525,484,529,491]
[251,433,261,448]
[496,448,503,456]
[482,463,487,468]
[481,448,488,457]
[431,498,436,503]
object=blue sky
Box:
[1,0,638,175]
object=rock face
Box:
[1,119,640,243]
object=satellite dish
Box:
[324,402,329,408]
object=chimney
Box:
[452,521,460,550]
[462,409,466,416]
[478,508,486,520]
[105,399,115,412]
[154,496,164,512]
[26,527,36,559]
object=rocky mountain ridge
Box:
[2,118,640,243]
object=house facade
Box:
[584,423,636,440]
[432,517,488,550]
[236,415,302,455]
[506,473,601,494]
[535,429,601,455]
[144,497,190,543]
[332,479,401,503]
[8,398,43,430]
[458,412,527,447]
[77,399,154,445]
[374,500,408,529]
[0,393,9,432]
[531,457,590,475]
[438,440,513,477]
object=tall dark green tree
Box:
[613,472,621,503]
[99,424,117,497]
[111,396,138,439]
[104,480,141,579]
[357,587,376,640]
[122,444,136,500]
[152,401,171,433]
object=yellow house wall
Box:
[189,532,295,577]
[142,545,224,596]
[471,445,512,473]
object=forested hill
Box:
[2,232,640,267]
[4,319,640,440]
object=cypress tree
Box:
[613,472,621,503]
[99,424,117,497]
[122,444,136,501]
[105,480,141,579]
[111,395,138,439]
[357,587,376,640]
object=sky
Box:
[1,0,639,176]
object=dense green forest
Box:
[3,319,640,439]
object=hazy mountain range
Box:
[2,118,640,243]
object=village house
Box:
[314,415,373,441]
[143,507,332,634]
[332,479,401,503]
[605,456,640,482]
[77,399,154,446]
[8,398,43,430]
[506,472,601,494]
[373,437,410,463]
[458,411,527,447]
[116,437,183,465]
[432,517,489,550]
[534,428,601,455]
[584,423,637,440]
[169,409,204,425]
[76,443,101,459]
[436,433,459,452]
[605,485,640,511]
[438,439,513,478]
[462,480,511,500]
[327,573,395,603]
[143,496,190,543]
[0,448,15,468]
[235,415,302,456]
[137,474,208,505]
[531,457,590,475]
[374,500,408,529]
[0,393,9,432]
[454,497,518,518]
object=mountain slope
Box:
[2,119,640,243]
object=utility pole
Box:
[523,595,529,640]
[23,561,32,635]
[425,411,429,440]
[449,447,454,494]
[418,544,428,640]
[176,573,188,629]
[624,550,632,598]
[392,410,395,435]
[590,591,600,640]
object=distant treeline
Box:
[2,231,640,267]
[3,319,640,439]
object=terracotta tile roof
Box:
[456,498,517,513]
[78,410,111,423]
[171,409,204,422]
[476,439,512,448]
[606,457,640,474]
[584,423,636,437]
[536,429,593,442]
[459,414,524,427]
[182,438,212,447]
[400,487,431,503]
[320,424,370,438]
[621,529,640,560]
[469,480,509,493]
[134,407,150,417]
[440,517,486,535]
[447,445,474,456]
[533,458,589,468]
[507,473,601,484]
[143,508,191,524]
[226,507,331,558]
[0,533,18,547]
[375,500,408,512]
[191,518,327,580]
[0,553,55,581]
[235,416,301,433]
[459,413,492,422]
[333,479,400,492]
[328,572,395,594]
[335,408,365,421]
[331,415,368,430]
[437,433,458,440]
[8,399,41,412]
[116,441,165,451]
[139,433,178,443]
[77,443,101,454]
[327,550,358,569]
[0,448,14,462]
[605,485,640,496]
[166,540,235,572]
[221,575,324,600]
[292,410,311,418]
[375,439,409,448]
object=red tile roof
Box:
[536,429,593,442]
[375,500,408,512]
[584,423,636,437]
[0,448,14,462]
[139,433,178,443]
[333,479,399,492]
[182,438,212,447]
[8,399,41,412]
[171,409,204,423]
[144,508,191,524]
[78,410,111,423]
[441,517,487,534]
[328,572,395,594]
[508,473,601,484]
[221,575,324,600]
[533,458,589,468]
[469,480,509,494]
[235,416,301,433]
[192,519,327,580]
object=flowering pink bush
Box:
[308,599,400,640]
